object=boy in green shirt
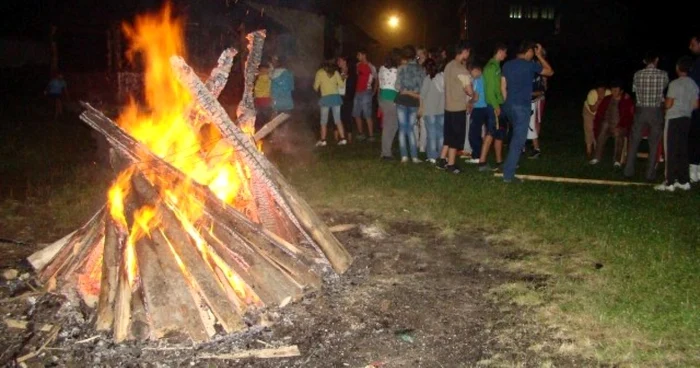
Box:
[478,43,508,171]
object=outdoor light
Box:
[388,15,399,29]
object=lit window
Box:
[531,6,539,19]
[509,5,522,19]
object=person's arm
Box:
[313,72,321,93]
[534,44,553,77]
[463,76,474,98]
[664,97,675,110]
[500,76,507,102]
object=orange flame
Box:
[102,3,262,311]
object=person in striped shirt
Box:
[624,51,669,181]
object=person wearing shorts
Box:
[478,43,508,171]
[352,49,378,141]
[437,42,474,174]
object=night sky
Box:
[0,0,697,84]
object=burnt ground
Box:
[0,211,593,368]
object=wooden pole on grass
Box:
[493,173,652,186]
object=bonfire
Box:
[27,4,351,343]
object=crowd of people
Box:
[307,41,552,182]
[253,33,700,188]
[583,34,700,191]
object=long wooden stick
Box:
[253,113,290,141]
[494,173,652,186]
[200,345,301,360]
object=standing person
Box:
[270,55,295,113]
[528,56,548,159]
[420,58,445,163]
[378,48,401,160]
[624,51,669,181]
[313,59,348,146]
[416,46,429,153]
[655,56,699,191]
[688,33,700,183]
[589,80,634,166]
[583,81,611,159]
[478,44,508,171]
[254,61,273,132]
[467,63,486,164]
[501,41,554,183]
[337,55,356,143]
[437,42,474,174]
[45,72,68,120]
[353,49,378,141]
[394,45,426,163]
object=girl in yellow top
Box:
[254,63,273,131]
[314,60,347,146]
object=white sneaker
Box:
[337,139,347,146]
[673,182,691,191]
[690,165,699,183]
[427,158,437,164]
[315,140,327,147]
[654,183,675,192]
[412,158,422,164]
[589,159,599,165]
[614,162,622,168]
[466,158,480,164]
[401,157,409,163]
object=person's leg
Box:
[352,93,365,137]
[645,108,664,181]
[379,100,398,158]
[447,111,466,167]
[689,111,700,182]
[436,114,444,158]
[424,115,436,160]
[396,105,409,159]
[408,107,419,160]
[664,118,676,184]
[419,116,427,153]
[440,112,453,161]
[479,107,497,165]
[676,117,691,184]
[494,110,505,164]
[361,92,375,139]
[583,107,595,158]
[319,106,329,141]
[332,105,345,141]
[613,130,625,164]
[624,109,646,178]
[469,108,484,160]
[502,105,530,181]
[593,124,610,161]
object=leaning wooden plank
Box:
[95,219,123,331]
[205,48,238,98]
[493,173,652,186]
[38,208,106,284]
[169,57,352,274]
[253,113,290,142]
[135,232,209,342]
[200,345,301,360]
[236,31,266,130]
[29,207,104,273]
[131,172,245,333]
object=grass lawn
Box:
[1,93,698,366]
[272,94,700,366]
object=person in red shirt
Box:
[590,80,634,167]
[352,49,378,141]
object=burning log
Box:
[253,113,290,141]
[170,56,353,274]
[28,9,350,344]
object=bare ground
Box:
[0,210,595,368]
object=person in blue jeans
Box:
[468,64,487,164]
[420,58,445,163]
[501,41,554,182]
[395,45,426,163]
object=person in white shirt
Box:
[378,49,401,159]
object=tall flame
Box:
[104,3,259,305]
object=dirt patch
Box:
[0,211,593,367]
